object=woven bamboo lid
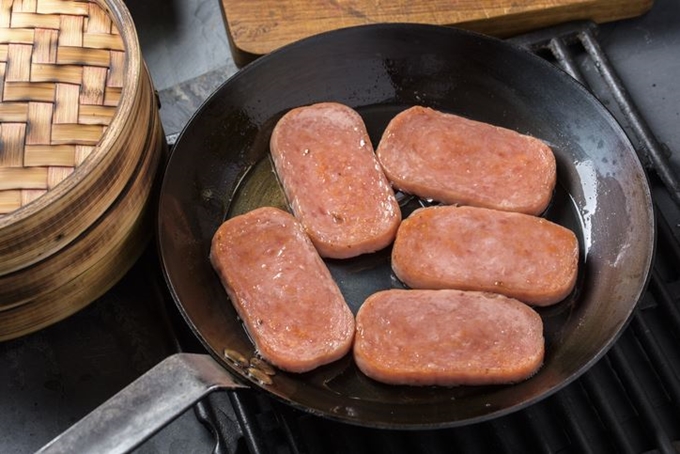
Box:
[0,0,165,339]
[0,0,145,275]
[0,75,160,311]
[0,89,163,339]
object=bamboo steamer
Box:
[0,0,165,339]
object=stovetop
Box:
[2,0,680,453]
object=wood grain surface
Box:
[220,0,653,66]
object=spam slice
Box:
[210,206,355,373]
[392,205,579,306]
[354,289,545,386]
[376,106,556,215]
[270,102,401,259]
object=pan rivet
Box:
[247,367,274,385]
[250,357,276,376]
[223,348,248,367]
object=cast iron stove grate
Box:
[184,21,680,454]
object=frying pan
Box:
[38,23,654,453]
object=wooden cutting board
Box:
[220,0,653,66]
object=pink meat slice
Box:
[270,102,401,259]
[391,205,579,306]
[376,106,557,215]
[210,206,355,373]
[354,289,545,386]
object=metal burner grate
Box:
[510,21,680,207]
[193,20,680,454]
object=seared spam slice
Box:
[354,289,545,386]
[391,205,579,306]
[210,206,355,373]
[376,106,556,215]
[270,102,401,259]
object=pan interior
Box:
[227,102,582,319]
[157,24,654,428]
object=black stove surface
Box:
[2,0,680,453]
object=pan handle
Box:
[36,353,248,454]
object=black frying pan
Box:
[157,23,654,427]
[38,23,655,453]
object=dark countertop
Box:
[1,0,679,452]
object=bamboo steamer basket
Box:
[0,0,165,340]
